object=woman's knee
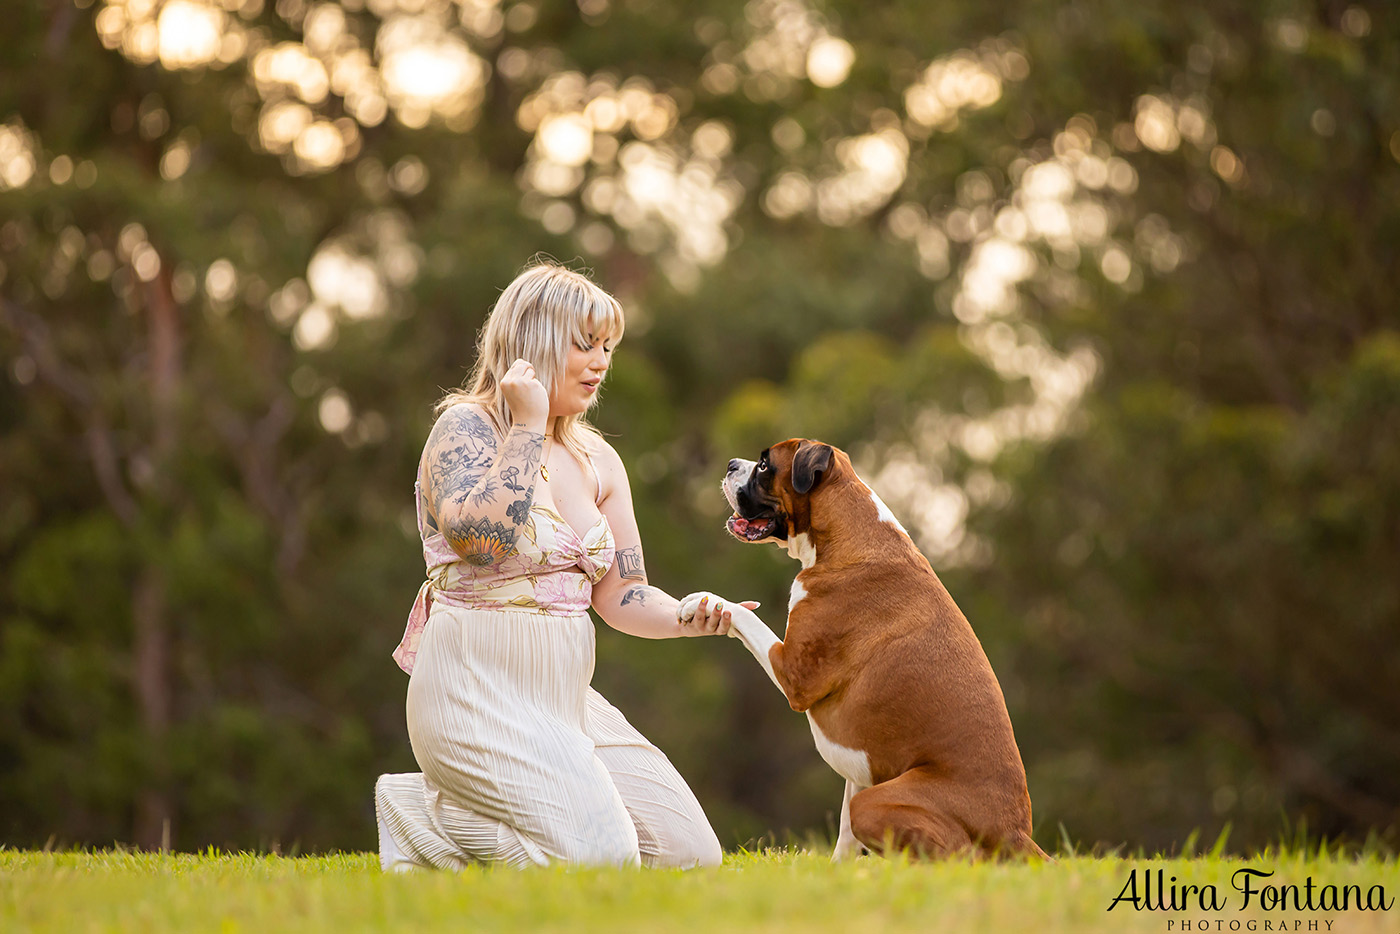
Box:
[693,832,724,868]
[541,797,643,866]
[554,832,641,867]
[644,825,723,869]
[673,836,723,869]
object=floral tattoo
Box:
[445,515,517,566]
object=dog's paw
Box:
[677,591,722,626]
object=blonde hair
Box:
[436,261,625,466]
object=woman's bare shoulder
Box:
[587,436,630,503]
[436,399,489,421]
[588,435,626,470]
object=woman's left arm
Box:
[590,442,728,639]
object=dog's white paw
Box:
[677,591,722,625]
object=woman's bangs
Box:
[592,294,626,344]
[573,292,625,346]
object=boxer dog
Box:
[679,439,1046,860]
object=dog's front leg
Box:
[725,603,783,693]
[678,593,783,694]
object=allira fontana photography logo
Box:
[1107,866,1394,931]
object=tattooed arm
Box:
[421,402,545,566]
[422,361,549,565]
[589,441,729,638]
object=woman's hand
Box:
[677,593,761,637]
[501,358,550,429]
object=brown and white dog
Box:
[679,439,1046,860]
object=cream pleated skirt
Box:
[375,605,722,870]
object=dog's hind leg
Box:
[848,768,975,860]
[831,779,867,861]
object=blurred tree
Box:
[951,2,1400,850]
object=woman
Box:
[375,262,733,870]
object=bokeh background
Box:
[3,0,1398,856]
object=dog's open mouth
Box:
[727,514,779,542]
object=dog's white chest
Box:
[806,713,872,787]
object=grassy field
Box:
[2,846,1396,933]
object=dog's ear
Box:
[792,441,834,495]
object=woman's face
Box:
[548,332,614,417]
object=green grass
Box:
[2,846,1396,933]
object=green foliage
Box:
[965,333,1400,849]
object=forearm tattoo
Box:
[615,546,645,582]
[503,428,544,462]
[468,476,499,508]
[620,586,654,607]
[425,406,545,565]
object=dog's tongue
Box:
[730,515,750,533]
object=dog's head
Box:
[721,438,847,546]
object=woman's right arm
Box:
[423,361,549,565]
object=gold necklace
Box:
[540,435,551,481]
